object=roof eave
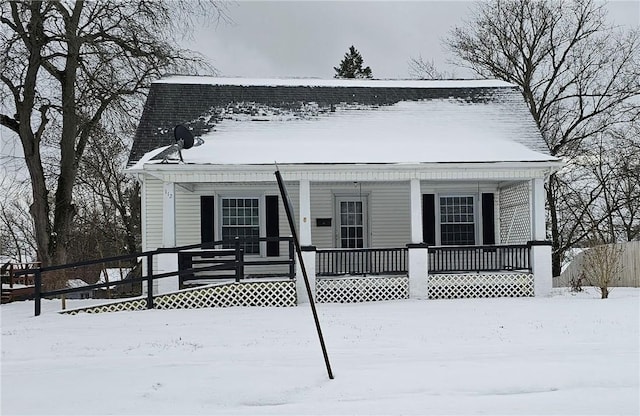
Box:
[127,159,563,176]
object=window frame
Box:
[436,194,478,246]
[218,195,266,257]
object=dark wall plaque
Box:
[316,218,332,227]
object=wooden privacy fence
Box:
[555,241,640,287]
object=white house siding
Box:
[175,187,201,246]
[370,183,411,247]
[420,181,500,246]
[309,181,411,249]
[499,181,531,244]
[143,177,164,273]
[170,182,300,277]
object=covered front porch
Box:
[147,163,553,301]
[308,242,544,302]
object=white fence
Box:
[554,241,640,288]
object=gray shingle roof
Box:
[128,77,550,166]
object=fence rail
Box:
[316,247,408,276]
[1,262,41,287]
[12,237,295,316]
[178,237,295,286]
[429,244,531,273]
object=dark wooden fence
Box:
[12,237,295,316]
[1,262,41,303]
[178,237,295,287]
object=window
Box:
[440,196,475,245]
[338,199,365,248]
[221,197,260,254]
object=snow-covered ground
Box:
[2,288,638,415]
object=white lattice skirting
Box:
[316,276,409,303]
[61,280,296,315]
[427,273,534,299]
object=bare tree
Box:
[0,1,222,267]
[0,193,37,263]
[446,0,640,275]
[76,123,141,257]
[581,242,623,299]
[408,56,455,80]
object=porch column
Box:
[157,181,179,294]
[296,179,316,303]
[530,241,553,297]
[410,178,423,244]
[408,244,428,299]
[296,246,316,303]
[408,179,428,299]
[531,178,546,240]
[530,178,552,296]
[299,179,312,245]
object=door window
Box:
[337,198,367,248]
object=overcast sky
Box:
[185,0,640,79]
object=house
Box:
[126,77,562,303]
[65,279,91,299]
[92,268,134,298]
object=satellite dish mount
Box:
[173,124,194,163]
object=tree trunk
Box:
[16,3,53,267]
[600,286,609,299]
[50,4,83,266]
[25,151,53,267]
[547,173,562,277]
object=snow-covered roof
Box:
[129,77,557,168]
[98,268,131,285]
[155,76,514,89]
[66,279,89,289]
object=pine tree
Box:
[334,45,373,79]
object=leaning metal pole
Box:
[275,169,334,380]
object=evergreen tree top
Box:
[334,45,373,79]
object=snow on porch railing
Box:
[428,244,531,273]
[316,247,408,276]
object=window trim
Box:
[217,195,266,257]
[436,194,478,246]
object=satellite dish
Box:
[174,125,194,149]
[173,125,194,162]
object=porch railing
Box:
[178,237,295,286]
[428,244,531,273]
[316,247,408,276]
[13,236,295,316]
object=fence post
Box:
[288,238,295,279]
[34,269,42,317]
[234,238,244,282]
[146,254,154,309]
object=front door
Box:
[335,196,368,248]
